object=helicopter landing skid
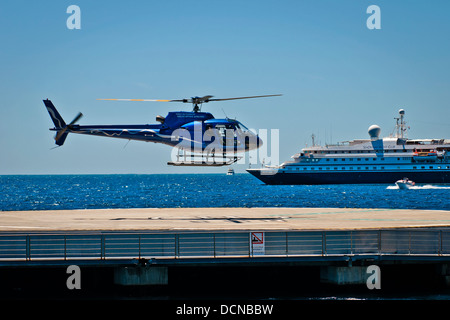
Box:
[167,153,241,166]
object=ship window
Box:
[397,158,400,160]
[429,166,433,169]
[319,167,322,170]
[357,167,361,170]
[349,167,353,170]
[326,167,330,170]
[334,167,338,170]
[303,167,307,170]
[334,159,337,161]
[373,167,377,170]
[413,166,417,169]
[342,159,345,161]
[446,166,450,169]
[349,159,353,161]
[381,167,385,169]
[342,167,345,170]
[421,166,425,169]
[365,158,369,161]
[365,167,369,170]
[326,159,330,161]
[357,158,361,161]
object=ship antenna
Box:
[399,109,407,139]
[394,109,407,138]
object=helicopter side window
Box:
[215,125,227,137]
[215,124,237,146]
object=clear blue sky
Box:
[1,0,449,174]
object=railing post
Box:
[378,230,382,254]
[64,235,67,261]
[138,235,141,260]
[322,232,326,256]
[26,235,30,261]
[101,235,105,260]
[285,232,288,257]
[213,233,216,258]
[408,230,411,255]
[249,232,252,257]
[175,234,179,258]
[350,231,353,255]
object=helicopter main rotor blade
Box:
[97,94,281,103]
[208,94,282,102]
[97,99,175,102]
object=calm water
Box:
[1,174,450,211]
[2,174,450,301]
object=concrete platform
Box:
[1,207,450,232]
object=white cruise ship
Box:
[247,109,450,185]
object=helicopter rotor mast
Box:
[97,94,282,112]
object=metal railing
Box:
[0,229,449,262]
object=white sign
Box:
[250,232,265,256]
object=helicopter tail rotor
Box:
[43,99,83,146]
[54,112,83,145]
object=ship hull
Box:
[246,169,450,185]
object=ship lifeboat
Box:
[413,149,437,162]
[395,178,415,190]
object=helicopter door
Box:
[215,124,237,149]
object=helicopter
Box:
[43,94,281,166]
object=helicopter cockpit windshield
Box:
[235,121,249,132]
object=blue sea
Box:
[1,174,450,211]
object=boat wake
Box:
[387,185,450,190]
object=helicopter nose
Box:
[256,135,263,149]
[245,134,263,151]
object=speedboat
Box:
[395,178,415,190]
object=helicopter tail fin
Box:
[43,99,66,129]
[43,99,69,146]
[43,99,83,146]
[54,131,69,146]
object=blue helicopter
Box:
[44,94,281,166]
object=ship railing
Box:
[1,229,450,262]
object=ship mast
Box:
[394,109,407,139]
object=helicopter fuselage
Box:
[46,100,262,153]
